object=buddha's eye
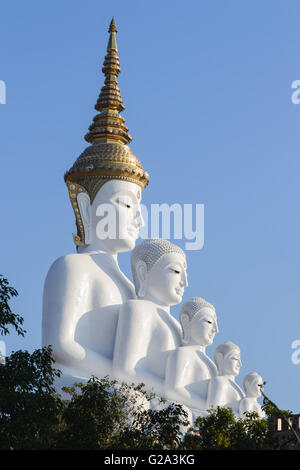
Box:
[117,198,132,209]
[207,320,212,324]
[172,269,181,274]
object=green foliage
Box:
[54,378,189,450]
[55,377,154,449]
[0,275,25,337]
[0,346,62,449]
[183,407,277,450]
[111,399,189,450]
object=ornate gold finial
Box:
[85,18,129,144]
[109,17,117,33]
[107,18,118,51]
[64,19,149,246]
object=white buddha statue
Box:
[164,297,219,413]
[113,238,188,396]
[206,341,245,415]
[42,19,150,388]
[239,372,265,418]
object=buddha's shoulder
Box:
[46,253,95,278]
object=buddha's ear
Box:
[135,260,148,298]
[181,313,190,344]
[77,192,92,245]
[214,351,223,374]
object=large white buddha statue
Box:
[164,297,219,413]
[206,341,245,416]
[42,19,149,387]
[113,238,188,396]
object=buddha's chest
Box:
[151,313,181,351]
[86,262,135,309]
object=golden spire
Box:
[64,19,149,247]
[107,17,118,55]
[84,18,131,145]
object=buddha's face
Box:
[92,180,144,253]
[222,348,242,377]
[143,252,188,306]
[246,374,263,398]
[188,307,218,347]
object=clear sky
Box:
[1,0,300,413]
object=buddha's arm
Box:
[165,350,206,409]
[206,376,226,409]
[165,349,189,388]
[113,302,168,396]
[239,398,263,418]
[42,256,111,377]
[239,398,251,418]
[165,349,191,400]
[113,301,152,381]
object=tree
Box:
[109,396,189,450]
[54,377,151,449]
[0,275,25,337]
[0,275,62,449]
[54,377,189,450]
[182,407,277,450]
[0,346,62,449]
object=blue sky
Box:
[1,0,300,412]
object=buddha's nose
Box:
[135,207,144,229]
[180,271,188,288]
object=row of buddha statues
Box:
[42,20,264,425]
[42,181,264,422]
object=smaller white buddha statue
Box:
[113,238,188,396]
[164,297,219,413]
[239,372,265,418]
[207,341,245,416]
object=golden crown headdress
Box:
[64,19,149,246]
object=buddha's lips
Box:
[175,288,184,296]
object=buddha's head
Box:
[243,372,263,398]
[64,19,149,254]
[214,341,242,377]
[67,178,145,254]
[131,238,188,307]
[179,297,218,347]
